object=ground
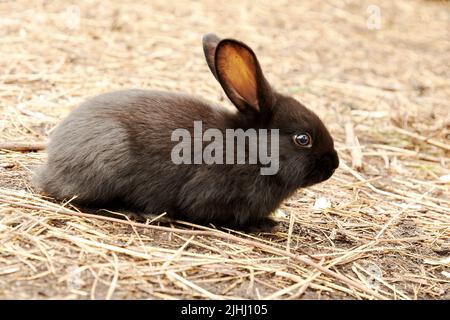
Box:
[0,0,449,299]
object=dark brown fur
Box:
[35,34,339,232]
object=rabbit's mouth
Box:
[300,169,334,188]
[300,152,339,188]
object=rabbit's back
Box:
[35,89,234,212]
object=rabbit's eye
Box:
[293,133,313,148]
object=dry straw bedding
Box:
[0,0,449,299]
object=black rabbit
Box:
[35,34,339,232]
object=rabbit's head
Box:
[203,34,339,188]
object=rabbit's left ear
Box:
[202,33,221,81]
[215,39,275,114]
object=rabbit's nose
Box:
[318,151,339,174]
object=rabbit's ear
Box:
[202,33,221,81]
[215,39,274,114]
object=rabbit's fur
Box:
[35,34,339,232]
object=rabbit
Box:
[35,33,339,232]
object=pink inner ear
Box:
[217,44,259,112]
